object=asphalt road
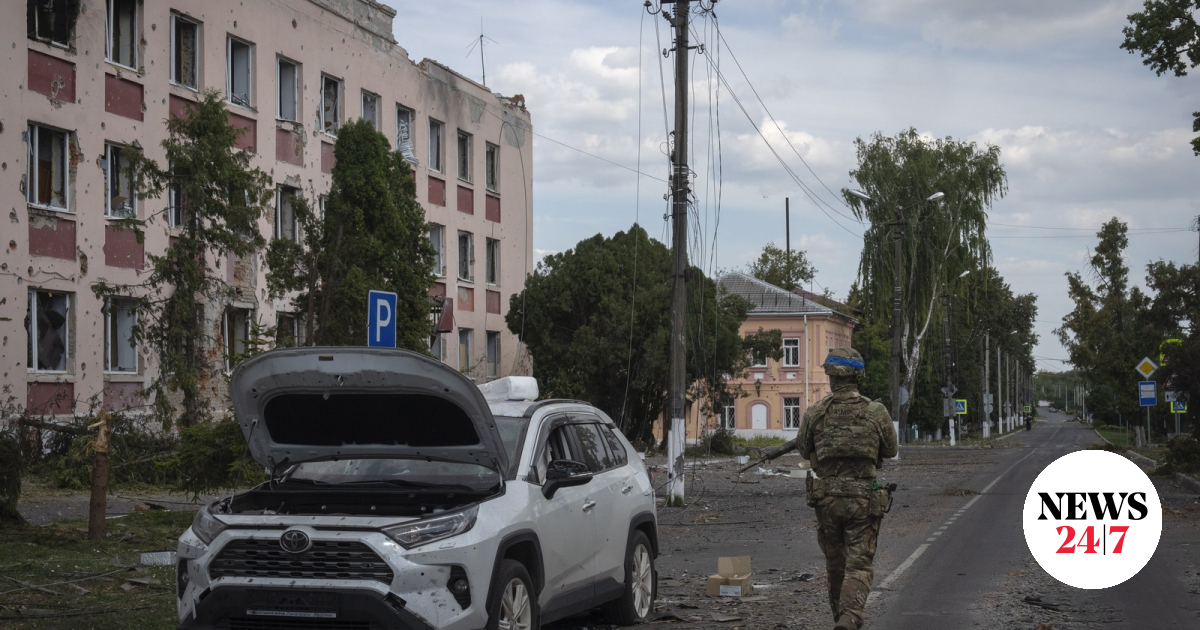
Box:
[868,411,1200,629]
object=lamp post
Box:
[847,189,944,444]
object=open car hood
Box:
[229,347,508,474]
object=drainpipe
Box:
[803,314,810,419]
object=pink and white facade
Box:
[5,0,534,417]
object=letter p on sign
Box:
[368,290,397,348]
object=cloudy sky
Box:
[383,0,1200,371]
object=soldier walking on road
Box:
[798,348,898,630]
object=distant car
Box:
[1048,407,1057,413]
[176,347,658,630]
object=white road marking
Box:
[871,432,1055,597]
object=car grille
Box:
[210,539,393,583]
[225,619,372,630]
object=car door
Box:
[531,418,599,605]
[567,419,627,589]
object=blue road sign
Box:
[1172,401,1187,414]
[954,399,968,415]
[367,290,397,348]
[1138,381,1156,407]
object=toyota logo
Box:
[279,529,312,554]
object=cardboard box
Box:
[706,556,753,597]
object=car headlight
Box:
[382,506,478,549]
[191,506,228,545]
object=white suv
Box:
[175,347,657,630]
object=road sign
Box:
[941,385,958,397]
[1165,390,1179,403]
[1135,357,1158,379]
[1023,404,1031,414]
[984,403,994,414]
[1138,381,1157,407]
[954,399,968,415]
[367,290,397,348]
[984,394,993,405]
[1172,401,1187,414]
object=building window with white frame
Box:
[457,130,472,182]
[104,297,138,373]
[167,163,188,229]
[396,105,417,165]
[458,328,473,374]
[26,124,69,211]
[223,307,252,372]
[275,185,299,241]
[485,237,500,285]
[276,57,298,121]
[104,143,136,219]
[226,36,253,106]
[28,0,78,47]
[170,13,199,89]
[457,231,474,281]
[486,331,500,378]
[106,0,137,69]
[361,91,379,130]
[784,397,802,429]
[428,119,444,172]
[430,224,445,276]
[485,142,499,192]
[783,338,800,367]
[321,75,341,134]
[26,289,71,373]
[720,405,736,430]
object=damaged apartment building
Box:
[5,0,534,417]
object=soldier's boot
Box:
[833,612,862,630]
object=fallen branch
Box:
[0,605,155,620]
[16,418,90,436]
[0,567,135,596]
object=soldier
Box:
[798,347,897,630]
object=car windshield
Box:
[286,458,500,489]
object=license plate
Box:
[246,591,338,619]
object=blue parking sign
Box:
[1138,381,1156,407]
[367,290,397,348]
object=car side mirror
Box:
[542,459,593,499]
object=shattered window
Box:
[27,124,69,211]
[227,36,253,107]
[277,58,298,121]
[223,307,252,373]
[485,142,499,192]
[321,75,341,134]
[275,185,299,241]
[361,91,379,130]
[396,106,417,164]
[486,331,500,378]
[28,0,79,47]
[104,143,137,219]
[171,13,198,89]
[104,297,138,373]
[275,312,298,348]
[457,130,472,182]
[430,223,445,276]
[429,119,443,172]
[458,328,473,373]
[430,332,444,361]
[784,397,801,429]
[167,163,188,229]
[457,230,473,281]
[106,0,137,68]
[26,290,71,372]
[485,237,499,285]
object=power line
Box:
[531,131,667,183]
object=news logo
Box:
[1022,450,1162,589]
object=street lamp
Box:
[845,189,944,444]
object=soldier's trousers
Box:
[815,495,882,629]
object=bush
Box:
[32,412,176,490]
[166,415,263,498]
[0,428,25,523]
[734,435,788,449]
[1160,435,1200,476]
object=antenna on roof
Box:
[465,18,498,87]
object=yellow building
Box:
[667,272,859,443]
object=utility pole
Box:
[659,0,695,505]
[892,220,906,442]
[785,198,791,289]
[942,295,955,445]
[984,332,990,437]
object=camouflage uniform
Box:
[799,348,898,630]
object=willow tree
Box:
[843,128,1007,434]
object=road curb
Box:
[1091,427,1200,493]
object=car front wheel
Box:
[603,530,655,625]
[487,559,538,630]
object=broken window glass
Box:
[430,223,445,276]
[361,91,379,130]
[227,37,252,106]
[429,119,444,171]
[457,230,473,281]
[486,331,500,378]
[27,124,68,210]
[485,142,499,192]
[26,290,70,372]
[458,328,473,373]
[485,237,499,285]
[276,313,298,347]
[106,0,137,68]
[171,13,198,88]
[104,297,137,373]
[28,0,79,48]
[275,186,298,241]
[224,307,252,372]
[104,143,136,219]
[457,130,472,182]
[396,105,418,165]
[277,58,298,121]
[321,75,341,134]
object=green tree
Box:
[267,120,435,349]
[1121,0,1200,155]
[1144,259,1200,433]
[746,243,815,291]
[506,225,780,444]
[92,91,272,428]
[1056,219,1156,426]
[844,128,1008,434]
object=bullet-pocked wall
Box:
[4,0,534,417]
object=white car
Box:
[175,347,658,630]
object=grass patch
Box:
[1094,425,1131,447]
[733,436,787,449]
[0,510,191,629]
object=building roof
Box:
[718,272,854,321]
